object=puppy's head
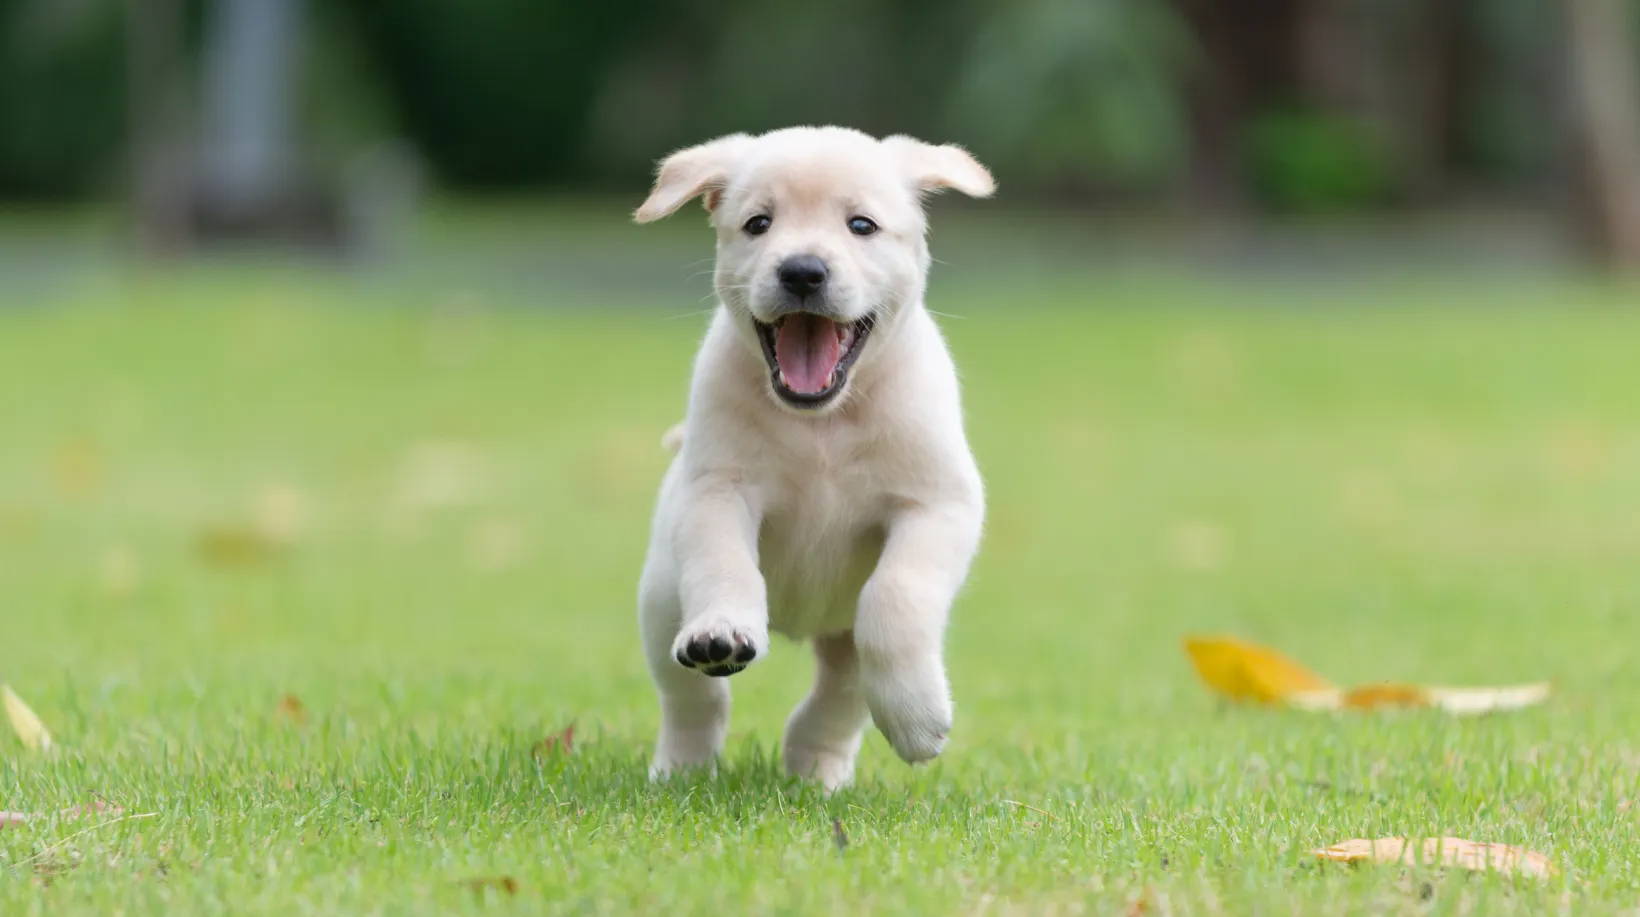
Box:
[635,127,993,411]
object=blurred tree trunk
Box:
[1562,0,1640,270]
[1396,0,1473,198]
[127,0,191,255]
[1172,0,1305,209]
[197,0,304,234]
[1172,0,1377,210]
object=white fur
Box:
[633,126,992,790]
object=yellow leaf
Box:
[1312,837,1554,879]
[1183,637,1551,716]
[2,684,53,751]
[1183,636,1335,704]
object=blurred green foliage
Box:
[0,0,126,197]
[0,0,1597,203]
[1245,109,1391,212]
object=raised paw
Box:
[672,623,763,677]
[863,664,954,764]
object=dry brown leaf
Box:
[2,684,53,751]
[1341,682,1430,710]
[1183,636,1550,715]
[1312,837,1554,879]
[532,722,575,758]
[276,694,308,725]
[1183,636,1335,704]
[459,876,518,896]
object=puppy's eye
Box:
[847,216,879,236]
[743,215,772,236]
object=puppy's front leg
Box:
[854,501,981,764]
[644,479,768,778]
[671,481,769,675]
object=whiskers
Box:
[653,283,753,323]
[656,307,719,323]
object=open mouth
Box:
[754,312,876,408]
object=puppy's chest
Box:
[754,446,890,639]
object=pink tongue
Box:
[775,314,842,394]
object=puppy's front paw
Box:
[672,621,764,677]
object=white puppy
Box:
[633,126,992,790]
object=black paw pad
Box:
[701,662,746,677]
[675,631,758,675]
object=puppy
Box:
[633,126,992,790]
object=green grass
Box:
[3,218,1640,913]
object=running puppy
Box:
[633,126,992,790]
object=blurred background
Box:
[4,0,1639,269]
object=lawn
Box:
[2,207,1639,914]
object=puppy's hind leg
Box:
[641,574,729,779]
[782,631,870,791]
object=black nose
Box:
[777,255,828,297]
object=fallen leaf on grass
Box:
[831,818,848,853]
[1312,837,1554,879]
[1338,682,1428,709]
[531,722,575,757]
[459,876,518,896]
[1183,636,1549,715]
[275,694,308,725]
[1183,636,1334,704]
[1423,683,1551,715]
[3,684,53,750]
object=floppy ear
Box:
[633,134,751,223]
[882,135,996,198]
